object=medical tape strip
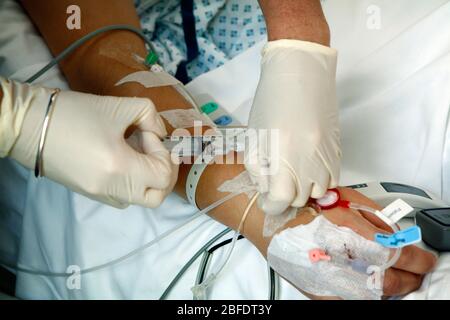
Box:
[189,165,257,208]
[159,109,215,129]
[267,215,390,300]
[215,171,298,237]
[217,171,257,198]
[115,70,214,128]
[115,69,181,88]
[263,208,298,238]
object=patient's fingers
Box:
[358,210,393,233]
[324,207,387,241]
[383,268,423,297]
[392,245,437,274]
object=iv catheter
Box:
[312,189,402,270]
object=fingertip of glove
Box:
[310,184,327,199]
[143,188,167,208]
[258,193,290,216]
[291,182,313,208]
[144,113,167,138]
[134,98,167,138]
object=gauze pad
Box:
[267,215,390,300]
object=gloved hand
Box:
[268,188,437,299]
[245,39,341,215]
[0,77,178,208]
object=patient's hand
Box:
[276,187,437,299]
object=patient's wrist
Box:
[267,21,330,46]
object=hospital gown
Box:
[134,0,267,79]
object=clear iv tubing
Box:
[191,192,260,299]
[0,191,242,277]
[347,202,402,270]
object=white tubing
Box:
[1,191,242,277]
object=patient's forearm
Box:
[21,0,146,92]
[259,0,330,45]
[21,0,193,132]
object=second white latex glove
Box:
[2,78,178,208]
[245,40,341,215]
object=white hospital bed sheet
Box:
[0,0,449,300]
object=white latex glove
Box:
[245,40,341,215]
[0,77,178,208]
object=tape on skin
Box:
[99,43,148,70]
[217,171,257,198]
[115,70,181,88]
[159,109,214,129]
[267,215,390,300]
[217,171,298,237]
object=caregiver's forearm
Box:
[259,0,330,45]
